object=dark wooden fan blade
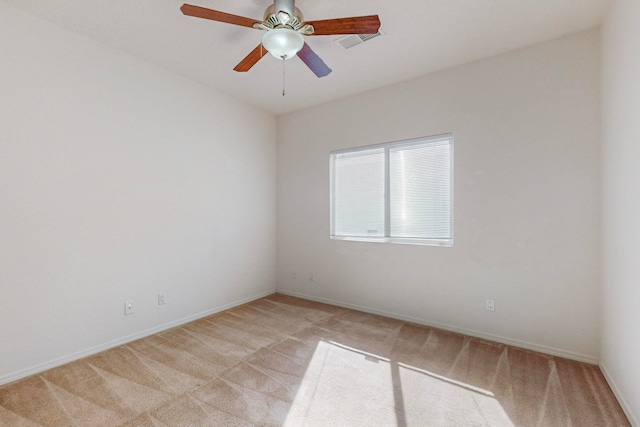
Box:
[181,4,259,28]
[305,15,380,35]
[234,44,268,72]
[297,43,332,78]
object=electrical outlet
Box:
[124,300,135,315]
[291,271,296,279]
[158,293,166,305]
[485,299,495,312]
[309,272,315,281]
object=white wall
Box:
[601,0,640,424]
[277,30,601,362]
[0,3,276,384]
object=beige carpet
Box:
[0,294,630,426]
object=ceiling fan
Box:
[181,0,381,78]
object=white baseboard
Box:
[599,362,638,426]
[0,290,275,387]
[276,289,599,364]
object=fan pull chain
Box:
[281,56,286,96]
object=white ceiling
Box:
[3,0,612,115]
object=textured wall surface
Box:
[0,3,277,384]
[277,30,601,362]
[601,0,640,424]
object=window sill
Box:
[330,236,453,247]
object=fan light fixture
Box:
[262,28,304,60]
[180,1,381,78]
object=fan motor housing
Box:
[263,4,304,29]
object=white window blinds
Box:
[330,134,453,246]
[332,148,385,238]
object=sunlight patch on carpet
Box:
[284,340,514,426]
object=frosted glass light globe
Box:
[262,28,304,60]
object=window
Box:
[330,134,453,246]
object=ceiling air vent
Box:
[335,30,383,49]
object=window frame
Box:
[330,133,454,247]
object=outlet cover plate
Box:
[125,300,135,315]
[485,299,495,312]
